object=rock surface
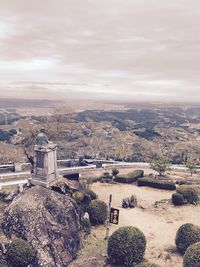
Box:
[2,186,83,267]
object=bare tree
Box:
[0,142,24,164]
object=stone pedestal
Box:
[29,144,59,188]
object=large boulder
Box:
[2,186,83,267]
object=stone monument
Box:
[29,129,59,188]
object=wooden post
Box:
[105,194,112,240]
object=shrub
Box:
[81,218,91,234]
[114,170,144,184]
[100,172,113,183]
[87,200,108,225]
[150,158,170,176]
[72,191,85,204]
[85,189,97,200]
[175,223,200,254]
[101,172,112,179]
[138,178,176,190]
[72,191,91,209]
[107,226,146,267]
[176,185,200,204]
[0,191,8,202]
[84,176,101,184]
[183,242,200,267]
[135,260,161,267]
[112,168,119,177]
[176,180,192,186]
[172,193,185,206]
[6,238,36,267]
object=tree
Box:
[150,158,170,176]
[50,107,75,136]
[0,142,24,164]
[186,159,198,176]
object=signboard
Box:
[109,207,119,225]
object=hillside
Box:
[1,102,200,164]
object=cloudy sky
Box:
[0,0,200,102]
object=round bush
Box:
[87,200,108,225]
[135,261,161,267]
[175,223,200,254]
[183,242,200,267]
[85,189,97,200]
[172,193,184,206]
[6,238,36,267]
[176,186,200,204]
[72,191,90,209]
[107,226,146,267]
[72,191,85,204]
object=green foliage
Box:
[186,159,198,176]
[72,191,91,209]
[114,170,144,184]
[150,158,170,175]
[138,178,176,190]
[72,191,85,204]
[6,238,36,267]
[85,189,97,200]
[81,218,91,234]
[135,260,161,267]
[175,223,200,254]
[172,193,185,206]
[107,226,146,267]
[183,242,200,267]
[176,185,200,204]
[87,200,108,225]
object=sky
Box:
[0,0,200,102]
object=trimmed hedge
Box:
[6,238,36,267]
[172,193,185,206]
[107,226,146,267]
[114,170,144,184]
[176,185,200,204]
[175,223,200,254]
[138,178,176,190]
[87,200,108,225]
[183,242,200,267]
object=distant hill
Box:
[0,98,63,108]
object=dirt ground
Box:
[71,167,200,267]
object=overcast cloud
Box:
[0,0,200,102]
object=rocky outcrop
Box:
[122,194,137,208]
[2,186,83,267]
